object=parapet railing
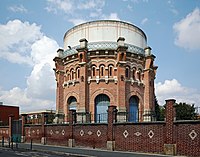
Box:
[62,42,145,57]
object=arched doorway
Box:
[68,96,77,111]
[129,96,139,122]
[95,94,110,123]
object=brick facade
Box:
[53,20,158,122]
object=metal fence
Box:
[25,107,200,125]
[116,111,156,123]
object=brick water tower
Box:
[54,20,157,122]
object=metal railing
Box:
[116,111,156,123]
[62,42,145,57]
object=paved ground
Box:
[0,142,173,157]
[0,147,76,157]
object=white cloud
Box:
[127,4,133,11]
[167,0,178,15]
[173,8,200,51]
[0,19,59,112]
[0,19,42,65]
[155,79,200,107]
[68,19,87,26]
[78,0,105,10]
[141,18,148,25]
[8,4,27,13]
[45,0,111,25]
[103,13,120,20]
[45,0,73,14]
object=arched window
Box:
[100,65,104,77]
[120,52,124,61]
[68,96,77,111]
[95,94,110,123]
[80,53,83,62]
[109,66,112,77]
[66,70,69,81]
[76,68,80,79]
[129,96,139,122]
[68,73,71,81]
[92,66,96,77]
[132,68,136,80]
[137,69,142,81]
[125,67,129,78]
[108,65,113,77]
[71,69,74,80]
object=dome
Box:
[63,20,147,57]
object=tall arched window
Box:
[71,69,74,80]
[79,53,83,62]
[68,96,77,111]
[109,66,112,77]
[125,67,129,78]
[129,96,139,122]
[95,94,110,123]
[76,68,80,79]
[92,66,96,77]
[108,65,113,77]
[120,52,124,61]
[132,68,136,80]
[66,70,69,81]
[137,69,142,81]
[100,65,104,77]
[68,73,71,81]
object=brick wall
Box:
[0,127,9,140]
[114,123,165,153]
[45,124,70,146]
[22,100,200,157]
[174,121,200,157]
[25,125,42,143]
[73,124,107,149]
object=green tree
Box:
[174,102,197,120]
[154,96,165,121]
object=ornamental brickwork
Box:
[53,20,158,122]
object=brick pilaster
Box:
[21,114,27,142]
[107,105,117,150]
[41,112,46,144]
[164,99,176,155]
[68,109,76,147]
[8,115,14,139]
[165,99,176,144]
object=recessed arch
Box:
[95,94,110,123]
[129,96,139,122]
[68,96,77,111]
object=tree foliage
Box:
[154,96,197,121]
[174,102,197,120]
[154,96,165,121]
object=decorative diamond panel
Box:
[189,130,197,140]
[88,131,92,136]
[80,130,84,136]
[148,130,154,139]
[97,130,101,137]
[134,132,142,137]
[62,130,65,135]
[50,130,53,135]
[123,130,129,138]
[37,129,40,135]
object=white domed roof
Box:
[64,20,147,50]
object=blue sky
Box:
[0,0,200,112]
